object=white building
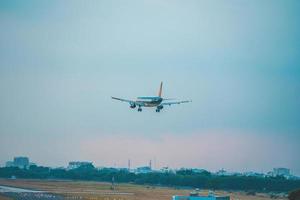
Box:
[68,161,93,170]
[135,166,152,174]
[173,196,230,200]
[243,171,265,177]
[273,168,290,177]
[5,161,14,167]
[6,157,30,169]
[161,167,175,173]
[173,191,229,200]
[215,169,230,176]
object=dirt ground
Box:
[0,194,12,200]
[0,178,288,200]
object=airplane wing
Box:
[111,96,134,103]
[111,96,144,106]
[161,100,192,106]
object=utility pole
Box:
[111,176,115,190]
[128,159,131,171]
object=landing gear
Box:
[138,107,142,112]
[156,105,163,113]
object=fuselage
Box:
[136,96,163,107]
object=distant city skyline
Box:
[1,1,300,175]
[3,155,297,179]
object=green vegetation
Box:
[0,166,299,192]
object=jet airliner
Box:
[111,82,191,112]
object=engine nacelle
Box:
[130,103,136,109]
[157,105,164,110]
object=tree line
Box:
[0,166,299,192]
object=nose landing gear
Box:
[138,107,142,112]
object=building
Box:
[191,168,206,174]
[173,191,230,200]
[173,196,230,200]
[243,171,265,177]
[6,157,30,169]
[273,168,290,177]
[215,169,228,176]
[5,161,14,167]
[215,169,241,176]
[67,161,94,170]
[135,166,152,174]
[13,157,29,169]
[161,167,175,173]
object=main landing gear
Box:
[156,105,163,113]
[138,107,142,112]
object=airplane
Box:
[111,82,191,112]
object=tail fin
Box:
[158,82,163,97]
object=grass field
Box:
[0,179,288,200]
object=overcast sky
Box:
[0,0,300,175]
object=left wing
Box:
[111,96,134,103]
[111,96,144,106]
[161,100,192,106]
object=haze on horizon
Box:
[0,0,300,175]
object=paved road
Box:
[0,185,64,200]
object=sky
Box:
[0,0,300,175]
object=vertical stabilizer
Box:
[158,82,163,97]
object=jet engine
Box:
[130,103,136,109]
